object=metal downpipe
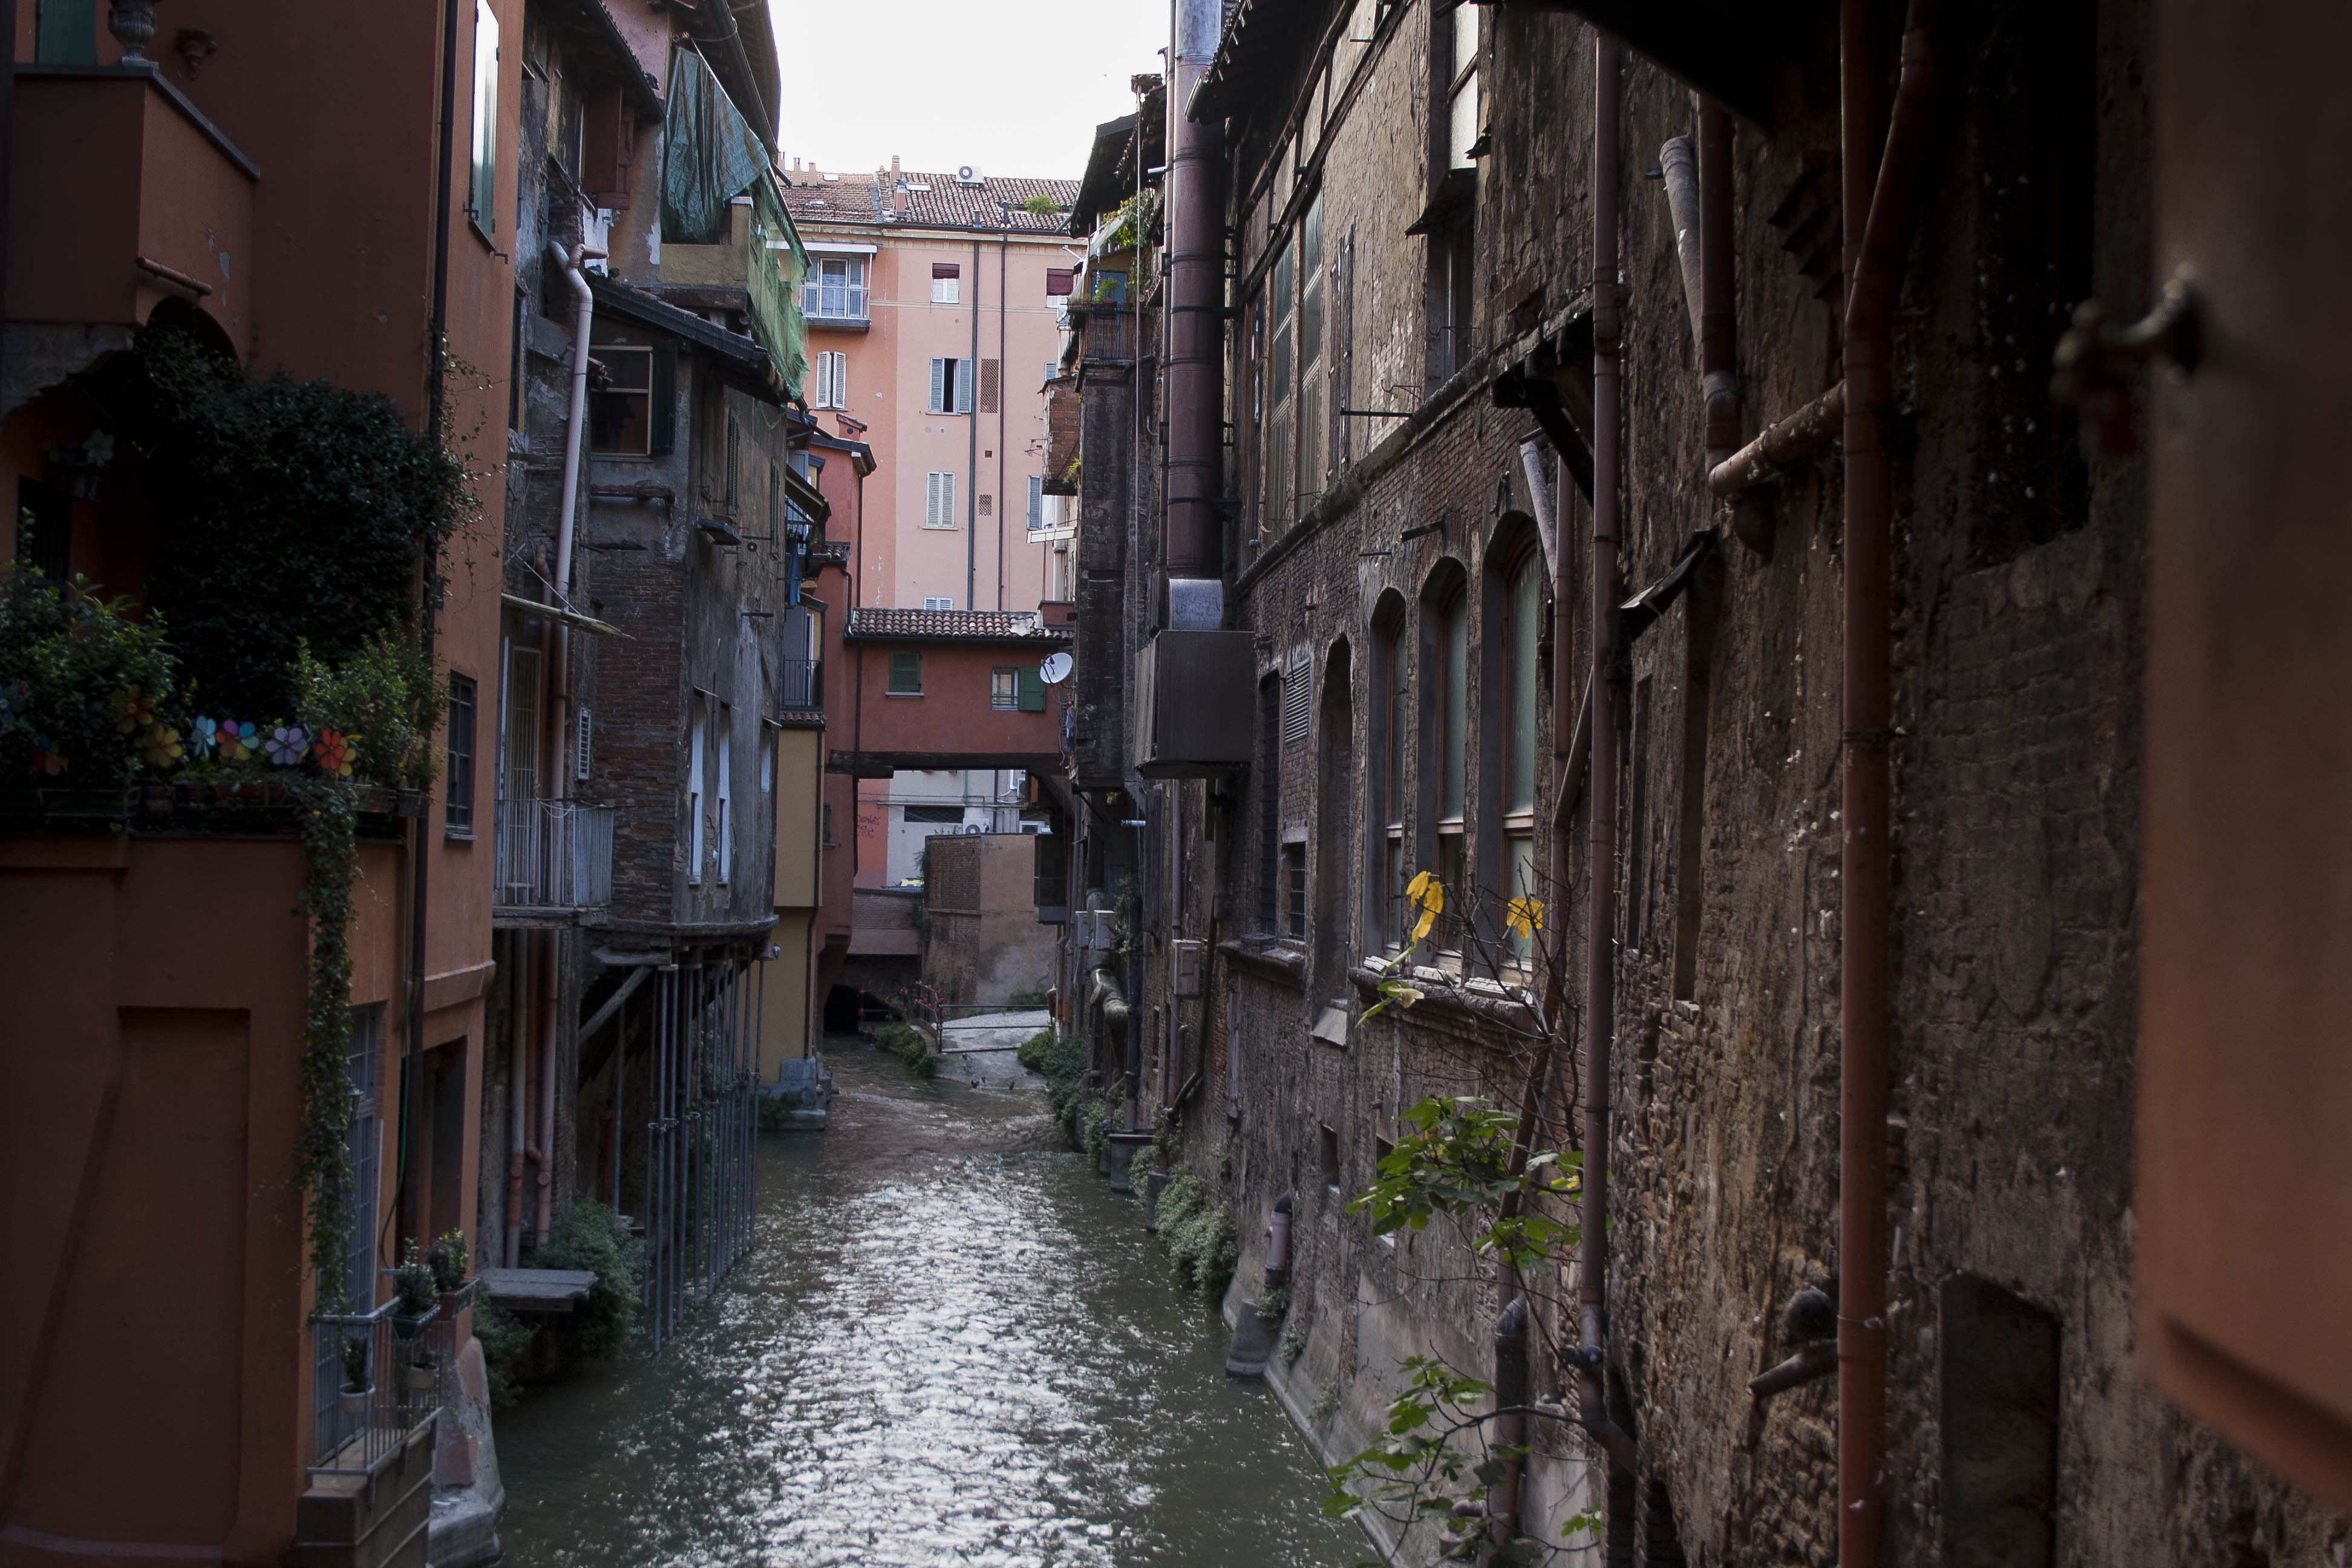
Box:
[1839,2,1938,1561]
[1163,0,1226,626]
[1576,33,1638,1481]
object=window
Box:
[1026,475,1045,532]
[1266,240,1295,525]
[716,705,733,884]
[501,641,540,803]
[1445,1,1481,169]
[588,333,653,454]
[1046,267,1075,296]
[343,1005,386,1308]
[923,595,955,611]
[468,0,500,238]
[887,651,923,694]
[1298,193,1326,509]
[1319,1123,1341,1194]
[803,255,869,319]
[1282,645,1312,743]
[904,805,964,825]
[1434,589,1469,948]
[688,694,707,884]
[991,668,1019,710]
[1502,554,1542,959]
[1256,673,1283,931]
[446,675,477,836]
[1284,843,1308,940]
[924,471,958,528]
[928,359,973,413]
[932,263,962,305]
[812,350,849,410]
[34,0,96,64]
[1367,616,1406,950]
[575,705,592,782]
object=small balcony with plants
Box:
[492,797,616,918]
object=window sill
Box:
[806,315,871,333]
[444,828,475,843]
[884,691,924,699]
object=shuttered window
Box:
[1047,267,1076,296]
[928,358,973,413]
[1016,667,1047,713]
[1027,475,1045,531]
[1283,645,1312,743]
[924,471,958,529]
[887,651,923,694]
[812,351,848,409]
[468,1,499,236]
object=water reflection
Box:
[497,1050,1359,1567]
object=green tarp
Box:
[661,45,806,401]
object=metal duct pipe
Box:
[506,929,529,1267]
[1838,2,1938,1563]
[537,928,559,1247]
[1659,135,1704,347]
[1698,103,1739,460]
[1163,0,1226,627]
[1576,33,1639,1482]
[1490,1295,1530,1550]
[1708,382,1845,497]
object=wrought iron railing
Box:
[309,1298,448,1475]
[493,799,615,909]
[778,658,823,713]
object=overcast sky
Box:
[768,0,1167,181]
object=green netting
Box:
[661,45,768,246]
[748,177,809,401]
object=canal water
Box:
[496,1038,1361,1567]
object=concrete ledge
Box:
[426,1492,499,1568]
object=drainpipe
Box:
[998,229,1010,610]
[1162,0,1226,629]
[1698,103,1739,466]
[969,236,981,612]
[506,929,529,1267]
[1838,2,1938,1563]
[1575,33,1639,1480]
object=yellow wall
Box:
[757,910,815,1073]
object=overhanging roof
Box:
[587,274,788,406]
[1070,114,1137,235]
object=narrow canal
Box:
[496,1037,1361,1567]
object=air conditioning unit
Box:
[1131,629,1257,777]
[955,163,985,187]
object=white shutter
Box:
[716,706,733,884]
[574,707,591,780]
[930,358,947,413]
[1282,645,1312,743]
[940,471,955,525]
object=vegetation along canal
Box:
[497,1037,1358,1566]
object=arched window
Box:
[1429,581,1470,953]
[1365,595,1409,953]
[1500,550,1544,959]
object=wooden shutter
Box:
[2137,0,2352,1514]
[581,85,626,201]
[1016,667,1047,713]
[955,360,974,413]
[1282,646,1312,743]
[1047,267,1075,296]
[929,358,947,412]
[979,359,1001,414]
[648,342,676,456]
[1027,475,1044,529]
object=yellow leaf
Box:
[1394,985,1424,1008]
[1411,907,1436,944]
[1406,870,1432,903]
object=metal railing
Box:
[642,958,760,1352]
[309,1298,447,1475]
[493,799,615,909]
[777,658,823,713]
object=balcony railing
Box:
[779,658,823,713]
[309,1298,448,1475]
[493,799,616,909]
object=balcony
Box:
[804,310,871,333]
[308,1298,448,1477]
[492,800,616,918]
[778,658,823,716]
[8,64,256,348]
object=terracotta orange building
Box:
[1,1,514,1563]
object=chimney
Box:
[891,154,901,175]
[1162,0,1226,627]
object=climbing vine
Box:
[290,776,359,1308]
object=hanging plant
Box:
[289,775,359,1308]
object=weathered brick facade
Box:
[1053,0,2349,1563]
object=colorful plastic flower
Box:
[313,729,356,777]
[30,734,66,776]
[191,716,218,756]
[108,685,157,734]
[141,724,184,770]
[266,724,312,766]
[216,719,259,763]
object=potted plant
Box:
[426,1227,471,1314]
[338,1335,371,1420]
[390,1240,437,1342]
[401,1347,438,1399]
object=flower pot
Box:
[390,1312,430,1343]
[338,1384,372,1420]
[401,1363,437,1396]
[437,1280,474,1317]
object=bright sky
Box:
[768,0,1166,181]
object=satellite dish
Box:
[1039,651,1074,685]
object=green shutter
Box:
[888,650,922,694]
[36,0,97,62]
[1016,667,1046,712]
[649,342,676,456]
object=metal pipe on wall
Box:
[968,237,981,611]
[1162,0,1227,629]
[506,930,529,1267]
[1575,33,1639,1480]
[1698,103,1740,463]
[1838,2,1938,1562]
[536,928,559,1247]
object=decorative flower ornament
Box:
[1405,870,1445,946]
[191,716,218,756]
[30,734,67,776]
[313,729,356,777]
[266,724,311,766]
[142,724,184,770]
[1503,896,1545,944]
[109,685,157,734]
[217,719,259,763]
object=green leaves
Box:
[1346,1097,1582,1270]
